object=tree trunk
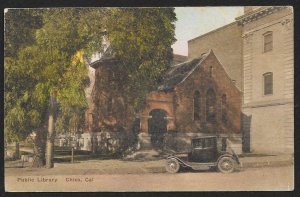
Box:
[32,128,47,168]
[14,142,20,160]
[45,95,57,168]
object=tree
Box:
[4,8,177,167]
[4,9,44,160]
[4,9,43,58]
[5,8,107,167]
[105,8,177,111]
[30,8,107,168]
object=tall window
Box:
[263,32,273,52]
[206,89,216,123]
[107,96,113,114]
[263,72,273,95]
[194,91,201,120]
[221,94,227,125]
[209,66,213,77]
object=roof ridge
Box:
[158,51,211,91]
[177,52,210,85]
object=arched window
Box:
[194,91,201,120]
[107,96,113,114]
[209,66,213,77]
[263,32,273,53]
[206,89,216,123]
[221,94,227,125]
[263,72,273,95]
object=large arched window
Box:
[206,89,216,123]
[263,72,273,95]
[221,94,227,125]
[194,91,201,120]
[107,96,113,114]
[209,66,213,77]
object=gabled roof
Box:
[89,45,117,69]
[158,51,210,91]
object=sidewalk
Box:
[5,153,294,176]
[239,154,294,168]
[54,154,294,174]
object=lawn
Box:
[7,143,121,163]
[53,147,121,163]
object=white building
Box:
[236,6,294,154]
[187,6,294,154]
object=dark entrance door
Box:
[148,109,167,149]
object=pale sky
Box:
[172,7,244,56]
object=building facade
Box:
[139,50,242,153]
[82,6,293,155]
[236,6,294,154]
[188,22,243,90]
[82,47,136,153]
[187,6,294,154]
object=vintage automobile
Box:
[165,135,241,173]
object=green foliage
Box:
[4,9,43,57]
[4,8,107,141]
[4,8,177,142]
[106,8,177,110]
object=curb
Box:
[240,160,293,168]
[146,160,294,173]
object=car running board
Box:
[182,161,217,167]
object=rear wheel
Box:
[165,158,180,173]
[217,157,236,173]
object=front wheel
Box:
[165,158,180,173]
[217,157,236,173]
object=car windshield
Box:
[192,137,216,149]
[193,139,203,148]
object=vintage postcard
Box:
[4,6,294,192]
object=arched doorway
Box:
[148,109,168,148]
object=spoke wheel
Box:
[217,157,236,173]
[165,158,180,173]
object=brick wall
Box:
[87,62,134,133]
[174,51,242,135]
[188,22,243,90]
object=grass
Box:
[7,144,122,163]
[53,154,121,163]
[53,146,122,163]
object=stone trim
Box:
[243,32,253,104]
[282,17,294,100]
[283,104,294,153]
[243,98,293,109]
[241,13,293,37]
[236,6,286,26]
[146,99,173,103]
[89,58,119,69]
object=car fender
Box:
[166,155,190,167]
[217,154,235,162]
[217,153,240,165]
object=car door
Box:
[203,137,217,162]
[189,138,205,162]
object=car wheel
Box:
[217,157,236,173]
[165,158,180,173]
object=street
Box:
[5,165,293,192]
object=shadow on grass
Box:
[238,153,277,158]
[5,166,25,168]
[8,146,124,164]
[53,148,122,163]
